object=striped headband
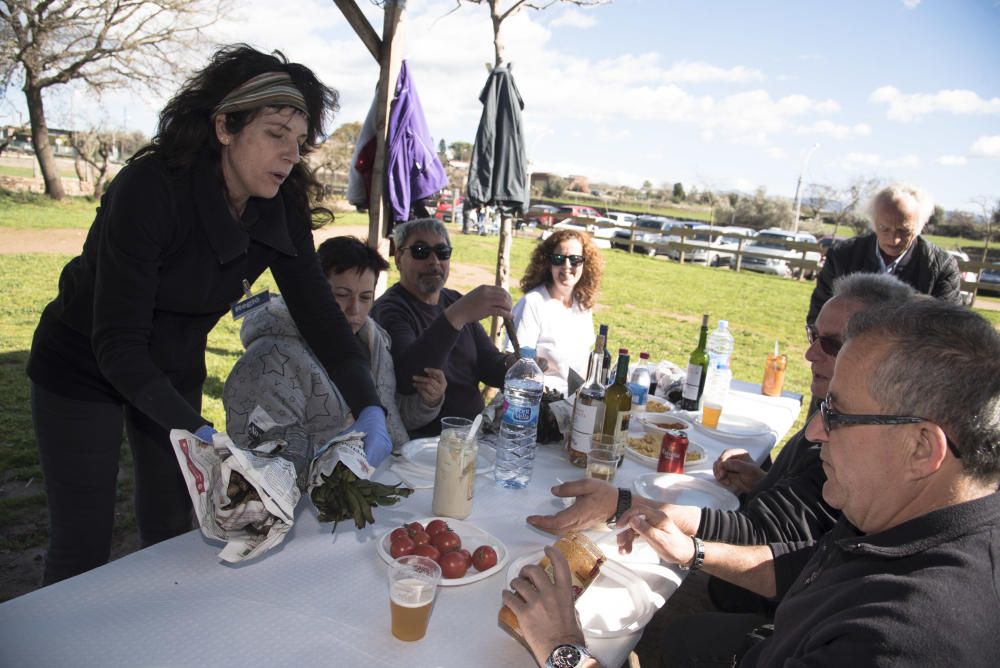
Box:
[213,71,309,117]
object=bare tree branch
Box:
[2,0,227,198]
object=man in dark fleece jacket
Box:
[507,299,1000,668]
[372,218,514,437]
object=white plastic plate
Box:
[377,517,508,586]
[633,473,740,511]
[689,413,774,444]
[505,552,656,637]
[399,437,494,475]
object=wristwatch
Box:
[679,535,705,572]
[606,488,631,527]
[546,643,594,668]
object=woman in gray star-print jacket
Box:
[224,293,442,454]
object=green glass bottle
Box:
[593,349,632,460]
[679,315,710,411]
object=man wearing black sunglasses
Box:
[372,218,515,436]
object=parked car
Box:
[978,262,1000,296]
[611,215,682,256]
[541,216,614,249]
[557,204,602,219]
[742,229,821,277]
[606,211,637,227]
[664,225,756,267]
[433,195,464,223]
[524,203,561,229]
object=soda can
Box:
[657,429,689,474]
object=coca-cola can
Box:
[657,429,689,473]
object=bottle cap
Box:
[718,320,729,330]
[599,324,609,336]
[639,352,650,360]
[619,348,628,354]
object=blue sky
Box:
[4,0,998,210]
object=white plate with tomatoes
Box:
[377,517,508,586]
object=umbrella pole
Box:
[490,214,513,346]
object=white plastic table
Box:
[0,383,801,667]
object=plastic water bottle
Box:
[628,351,652,410]
[707,320,735,367]
[702,321,735,429]
[494,354,544,489]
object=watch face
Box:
[552,644,582,668]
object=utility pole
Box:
[792,143,820,233]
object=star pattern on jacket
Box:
[304,372,332,421]
[260,344,290,376]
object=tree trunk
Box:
[24,83,66,200]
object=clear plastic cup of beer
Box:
[389,555,442,641]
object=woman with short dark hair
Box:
[27,44,389,585]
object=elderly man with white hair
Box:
[807,182,961,324]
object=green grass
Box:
[0,189,100,229]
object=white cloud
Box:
[870,86,1000,122]
[658,61,765,84]
[844,152,920,168]
[794,120,871,139]
[550,8,597,29]
[970,135,1000,157]
[766,147,788,160]
[902,0,921,8]
[937,155,968,166]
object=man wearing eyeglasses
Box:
[807,182,961,326]
[509,298,1000,667]
[372,218,515,437]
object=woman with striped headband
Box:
[26,44,391,584]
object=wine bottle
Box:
[679,315,710,411]
[568,335,607,467]
[587,323,612,385]
[593,349,632,461]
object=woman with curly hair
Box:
[511,229,604,394]
[26,44,390,585]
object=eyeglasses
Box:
[819,395,961,459]
[401,243,452,261]
[550,253,585,267]
[806,324,843,356]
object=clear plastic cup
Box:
[389,555,442,641]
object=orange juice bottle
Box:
[761,340,787,397]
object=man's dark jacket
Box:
[807,233,961,324]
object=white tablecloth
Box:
[0,384,800,667]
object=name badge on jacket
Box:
[231,279,271,320]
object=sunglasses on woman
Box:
[401,243,452,261]
[806,324,843,356]
[819,394,962,458]
[550,253,585,267]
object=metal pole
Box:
[792,143,820,233]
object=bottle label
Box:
[502,400,539,427]
[569,402,599,453]
[628,382,648,406]
[682,364,703,400]
[613,410,631,448]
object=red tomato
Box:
[389,528,409,544]
[410,529,431,546]
[438,551,469,579]
[406,521,425,534]
[472,545,498,571]
[457,549,473,567]
[425,519,449,537]
[413,544,440,562]
[432,530,461,554]
[389,536,415,559]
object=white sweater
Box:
[511,284,594,395]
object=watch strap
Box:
[680,535,705,571]
[607,487,631,526]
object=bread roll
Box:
[499,532,605,637]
